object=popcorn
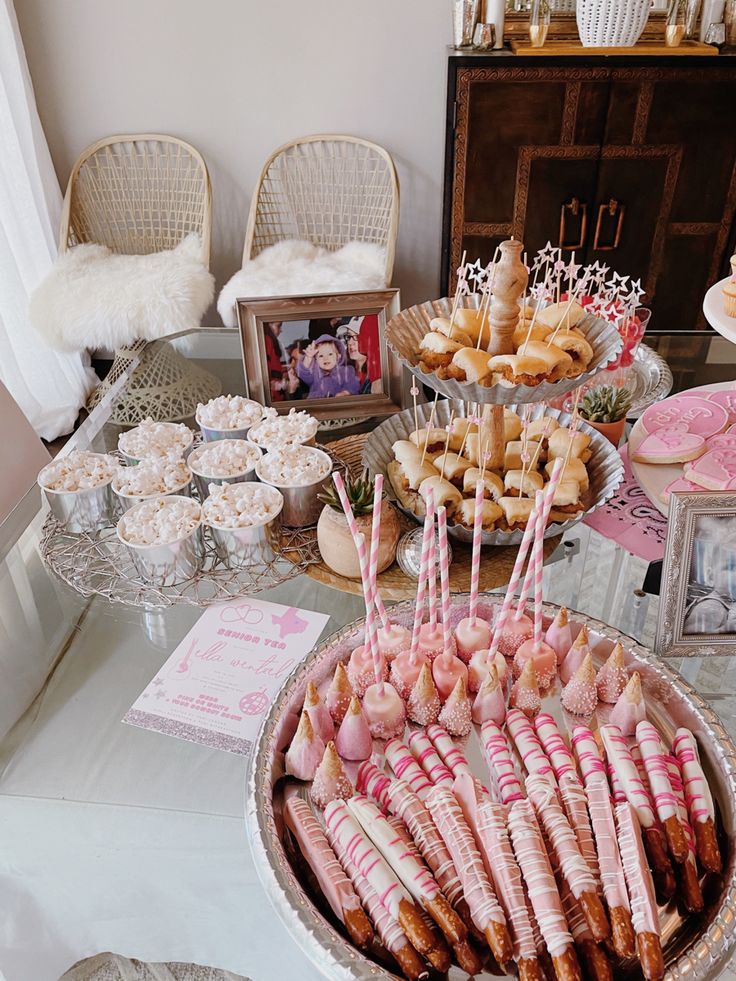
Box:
[256,447,331,487]
[201,482,283,528]
[113,459,190,497]
[39,450,117,492]
[118,418,194,461]
[196,395,264,431]
[249,408,319,449]
[118,496,201,546]
[188,439,261,478]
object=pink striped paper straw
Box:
[469,480,484,625]
[356,532,383,693]
[332,472,389,627]
[531,490,545,646]
[409,504,435,659]
[514,457,565,619]
[368,474,386,625]
[426,489,438,631]
[436,506,453,655]
[486,503,542,661]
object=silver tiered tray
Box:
[246,598,736,981]
[386,297,623,404]
[361,400,624,546]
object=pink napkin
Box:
[583,445,667,563]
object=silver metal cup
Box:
[112,472,192,513]
[255,448,333,527]
[208,510,282,568]
[188,440,262,500]
[453,0,481,46]
[198,423,252,444]
[40,479,114,534]
[118,426,194,467]
[117,496,204,586]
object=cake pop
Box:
[509,660,541,717]
[376,622,411,661]
[362,682,406,740]
[285,710,325,781]
[304,681,335,743]
[561,653,598,717]
[335,696,373,761]
[407,663,441,727]
[432,649,469,702]
[438,676,472,737]
[326,662,354,725]
[311,741,353,809]
[347,643,387,698]
[496,608,534,659]
[390,649,427,700]
[545,606,573,665]
[560,625,592,685]
[609,672,645,735]
[471,663,506,726]
[454,616,492,663]
[513,638,557,689]
[596,642,629,704]
[417,622,454,660]
[468,649,509,695]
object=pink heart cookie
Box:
[642,395,727,439]
[707,432,736,450]
[659,476,701,505]
[685,447,736,490]
[632,424,706,464]
[707,389,736,426]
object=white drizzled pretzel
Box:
[672,727,721,873]
[665,755,704,913]
[407,730,455,787]
[506,708,558,787]
[426,723,472,777]
[384,738,435,799]
[636,720,688,864]
[481,720,525,804]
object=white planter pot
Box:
[576,0,650,47]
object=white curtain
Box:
[0,0,96,441]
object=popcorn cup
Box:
[38,454,115,533]
[118,423,195,466]
[205,490,284,568]
[255,447,333,527]
[196,398,264,443]
[117,495,203,587]
[187,440,262,499]
[112,467,192,513]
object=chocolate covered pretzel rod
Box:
[672,728,721,873]
[600,725,675,901]
[426,784,514,965]
[636,721,688,864]
[507,707,558,788]
[325,808,429,980]
[324,799,450,972]
[426,723,473,777]
[407,730,455,787]
[284,795,374,949]
[508,799,582,981]
[665,755,704,913]
[615,801,665,981]
[481,719,525,803]
[385,738,436,799]
[526,773,610,943]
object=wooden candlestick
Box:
[488,239,528,357]
[481,404,505,472]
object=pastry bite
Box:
[455,497,503,530]
[525,417,560,441]
[487,353,548,386]
[434,452,473,486]
[463,467,504,501]
[465,429,502,466]
[418,331,464,371]
[387,460,439,517]
[548,427,592,463]
[428,316,473,347]
[504,440,524,470]
[504,469,543,498]
[410,427,449,455]
[446,347,494,384]
[512,320,552,348]
[499,496,535,529]
[453,306,491,348]
[550,330,594,376]
[545,456,589,491]
[450,416,478,447]
[503,408,523,442]
[392,439,423,466]
[418,475,463,514]
[547,479,584,521]
[516,339,573,382]
[535,299,586,330]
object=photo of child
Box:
[297,334,360,398]
[683,514,736,636]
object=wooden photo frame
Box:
[236,290,403,421]
[656,491,736,657]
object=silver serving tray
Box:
[386,297,623,405]
[626,344,674,419]
[246,598,736,981]
[360,400,625,545]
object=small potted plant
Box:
[580,384,632,447]
[317,474,400,579]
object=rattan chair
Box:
[62,134,220,424]
[243,134,400,282]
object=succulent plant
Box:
[318,474,376,516]
[580,385,632,424]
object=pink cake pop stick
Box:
[426,723,472,778]
[532,490,545,646]
[506,707,558,788]
[481,720,524,804]
[385,738,435,799]
[368,474,387,622]
[427,491,438,631]
[333,472,389,627]
[356,533,383,693]
[436,506,453,654]
[409,498,434,659]
[408,730,454,787]
[636,720,688,863]
[469,480,484,624]
[515,459,564,620]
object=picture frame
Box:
[236,290,404,421]
[655,490,736,657]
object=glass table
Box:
[2,332,734,981]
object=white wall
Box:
[15,0,452,321]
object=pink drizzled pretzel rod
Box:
[535,713,578,782]
[636,721,688,864]
[552,860,613,981]
[506,707,558,788]
[515,458,564,621]
[481,720,524,804]
[408,730,454,788]
[426,785,514,965]
[333,472,389,627]
[469,480,484,624]
[525,774,610,943]
[283,794,374,950]
[426,490,438,631]
[409,496,435,660]
[384,738,435,800]
[355,533,383,693]
[664,755,704,912]
[571,724,608,788]
[426,723,472,778]
[672,727,721,873]
[356,759,391,812]
[436,507,453,654]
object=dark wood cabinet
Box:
[442,57,736,330]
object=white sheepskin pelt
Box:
[217,240,387,328]
[30,233,214,352]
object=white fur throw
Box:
[217,240,387,328]
[30,234,214,352]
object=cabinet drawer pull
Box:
[593,198,626,251]
[559,198,588,251]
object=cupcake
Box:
[723,275,736,318]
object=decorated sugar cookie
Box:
[684,446,736,490]
[641,395,727,440]
[707,388,736,426]
[631,424,706,465]
[659,476,700,505]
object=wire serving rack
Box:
[39,447,347,611]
